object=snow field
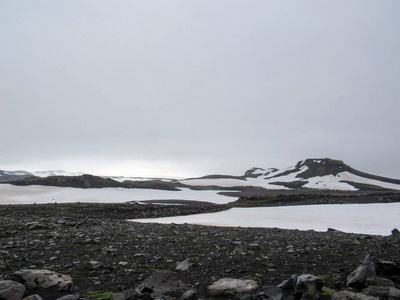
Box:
[0,184,237,205]
[130,203,400,236]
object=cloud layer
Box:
[1,1,400,178]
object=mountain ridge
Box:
[2,158,400,191]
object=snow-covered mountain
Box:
[178,158,400,191]
[2,158,400,191]
[0,170,33,182]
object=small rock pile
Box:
[1,254,400,300]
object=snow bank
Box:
[0,184,237,205]
[130,203,400,236]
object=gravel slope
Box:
[1,202,400,299]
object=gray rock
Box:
[278,275,298,294]
[332,290,379,300]
[347,255,376,289]
[0,280,26,300]
[389,287,400,300]
[180,289,197,300]
[248,244,260,250]
[55,293,80,300]
[362,286,391,298]
[110,288,137,300]
[207,278,258,296]
[296,274,323,300]
[376,260,400,277]
[136,270,187,297]
[391,228,400,236]
[175,258,194,272]
[22,295,43,300]
[11,269,73,292]
[261,285,294,300]
[365,276,395,287]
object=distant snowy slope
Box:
[0,170,33,182]
[179,158,400,191]
[2,158,400,191]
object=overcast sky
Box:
[1,1,400,178]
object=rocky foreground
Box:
[0,202,400,300]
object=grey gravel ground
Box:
[1,201,400,299]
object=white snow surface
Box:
[0,184,236,205]
[179,168,400,191]
[130,203,400,236]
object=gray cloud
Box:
[1,1,400,178]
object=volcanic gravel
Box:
[1,202,400,299]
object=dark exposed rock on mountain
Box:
[10,174,121,189]
[7,175,182,191]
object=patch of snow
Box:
[33,170,85,177]
[107,176,175,183]
[0,185,237,205]
[336,172,400,190]
[303,175,358,191]
[130,203,400,236]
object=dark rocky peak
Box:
[244,167,266,178]
[295,158,351,179]
[296,158,400,185]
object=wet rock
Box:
[176,259,194,272]
[0,280,26,300]
[347,255,375,289]
[207,278,258,296]
[332,290,379,300]
[11,269,73,292]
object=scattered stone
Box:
[347,255,376,289]
[362,286,391,298]
[175,259,194,272]
[55,294,80,300]
[248,243,260,250]
[391,228,400,237]
[207,278,258,296]
[136,270,188,297]
[389,287,400,300]
[296,274,323,300]
[376,260,400,277]
[332,290,379,300]
[22,295,43,300]
[180,289,197,300]
[11,269,73,292]
[0,280,26,300]
[260,285,293,300]
[365,276,395,287]
[110,288,137,300]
